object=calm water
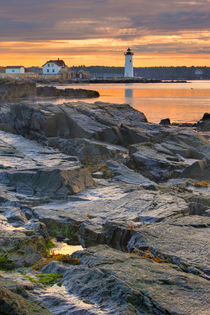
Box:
[43,81,210,123]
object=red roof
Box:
[6,66,24,69]
[42,59,67,67]
[25,68,33,72]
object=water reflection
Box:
[51,241,83,255]
[41,81,210,123]
[125,88,133,106]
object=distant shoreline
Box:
[37,78,188,84]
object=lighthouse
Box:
[124,48,134,78]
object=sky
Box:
[1,0,210,67]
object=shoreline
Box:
[37,78,188,84]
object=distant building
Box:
[124,48,134,78]
[195,69,203,76]
[42,59,67,75]
[195,69,203,79]
[5,66,25,74]
[76,69,90,79]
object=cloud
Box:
[0,0,210,65]
[0,0,210,40]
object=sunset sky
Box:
[1,0,210,67]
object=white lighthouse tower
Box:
[124,48,134,78]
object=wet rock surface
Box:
[0,100,209,314]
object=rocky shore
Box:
[0,96,209,314]
[0,80,99,103]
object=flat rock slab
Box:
[0,131,94,197]
[33,183,188,224]
[106,160,156,188]
[128,216,210,278]
[33,182,189,245]
[41,245,210,315]
[32,182,210,279]
[0,130,80,169]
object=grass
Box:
[47,222,71,239]
[24,273,63,287]
[36,273,63,285]
[0,254,15,271]
[0,255,7,264]
[32,252,80,271]
[24,275,41,287]
[46,239,56,256]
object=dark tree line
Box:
[71,66,210,80]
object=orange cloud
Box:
[1,0,210,66]
[1,33,210,67]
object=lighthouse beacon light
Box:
[124,48,134,78]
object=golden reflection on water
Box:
[51,241,83,255]
[50,81,210,123]
[95,87,210,123]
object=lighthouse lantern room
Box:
[124,48,134,78]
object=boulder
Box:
[117,124,151,145]
[0,167,94,197]
[202,113,210,120]
[160,118,170,125]
[181,159,210,180]
[197,112,210,131]
[0,101,147,144]
[127,127,210,181]
[48,137,128,165]
[128,143,185,181]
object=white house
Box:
[5,66,25,74]
[42,59,67,75]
